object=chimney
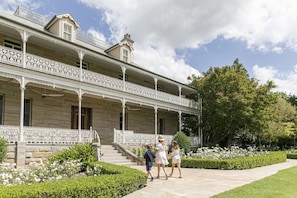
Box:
[121,34,134,46]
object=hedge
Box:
[179,151,286,170]
[287,153,297,159]
[0,162,147,198]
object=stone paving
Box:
[123,159,297,198]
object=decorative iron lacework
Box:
[14,6,51,26]
[0,47,22,66]
[0,125,96,144]
[113,129,199,147]
[0,45,198,109]
[14,6,110,50]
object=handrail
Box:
[92,129,101,145]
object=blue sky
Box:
[1,0,297,95]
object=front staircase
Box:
[100,145,139,167]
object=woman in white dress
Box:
[155,135,169,180]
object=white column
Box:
[78,51,85,82]
[121,66,126,92]
[78,89,82,142]
[122,98,126,143]
[21,31,28,68]
[178,110,182,132]
[154,78,158,99]
[19,77,25,141]
[154,105,158,144]
[178,86,182,105]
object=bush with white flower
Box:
[185,146,269,160]
[0,143,102,186]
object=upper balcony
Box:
[0,45,199,111]
[0,7,199,113]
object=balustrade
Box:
[0,125,96,145]
[113,129,200,148]
[0,45,197,108]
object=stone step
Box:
[100,144,138,167]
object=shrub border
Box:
[177,151,287,170]
[0,162,147,198]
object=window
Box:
[24,99,31,126]
[159,118,165,134]
[71,106,92,129]
[63,22,73,41]
[76,61,89,70]
[118,74,128,81]
[123,49,128,62]
[0,95,3,125]
[4,39,22,50]
[157,84,163,91]
[119,113,128,130]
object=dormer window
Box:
[45,13,79,42]
[63,22,73,41]
[123,48,128,62]
[105,34,134,63]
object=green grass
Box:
[212,166,297,198]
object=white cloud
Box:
[77,0,297,86]
[253,65,297,95]
[3,0,297,91]
[0,0,41,13]
[86,28,107,42]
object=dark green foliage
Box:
[48,143,96,171]
[187,59,281,147]
[0,162,147,198]
[181,152,286,169]
[287,153,297,159]
[173,132,191,154]
[0,137,8,163]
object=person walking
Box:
[155,135,169,180]
[144,144,156,182]
[169,140,182,178]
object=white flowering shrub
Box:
[185,146,269,160]
[0,160,102,186]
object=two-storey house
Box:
[0,7,201,167]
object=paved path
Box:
[123,159,297,198]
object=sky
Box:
[1,0,297,95]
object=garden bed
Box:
[0,162,147,198]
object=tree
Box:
[187,59,278,147]
[261,96,296,148]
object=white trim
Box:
[62,21,73,41]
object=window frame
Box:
[4,38,22,51]
[119,112,128,130]
[62,21,73,41]
[71,106,92,129]
[24,99,32,126]
[76,61,89,70]
[122,48,129,62]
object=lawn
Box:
[212,166,297,198]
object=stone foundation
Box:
[4,142,101,168]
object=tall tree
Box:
[187,59,278,146]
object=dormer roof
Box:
[45,13,80,30]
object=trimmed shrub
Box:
[0,137,8,163]
[173,132,191,154]
[181,151,286,169]
[287,153,297,159]
[0,162,147,198]
[48,143,96,171]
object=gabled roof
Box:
[45,13,80,29]
[105,34,134,53]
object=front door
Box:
[71,106,92,129]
